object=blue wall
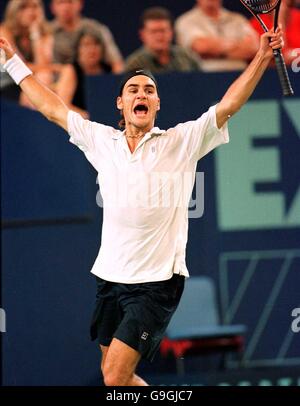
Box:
[1,68,300,384]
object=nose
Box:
[136,90,147,99]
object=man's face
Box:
[117,75,160,130]
[51,0,83,22]
[197,0,222,13]
[140,19,173,53]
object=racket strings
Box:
[241,0,279,13]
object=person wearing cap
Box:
[0,28,284,386]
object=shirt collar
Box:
[112,127,165,141]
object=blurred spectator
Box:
[72,29,112,110]
[0,0,86,117]
[50,0,124,73]
[175,0,259,72]
[0,0,53,100]
[125,7,201,73]
[1,0,52,65]
[250,0,300,65]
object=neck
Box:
[201,7,220,19]
[124,123,153,153]
[154,48,171,65]
[125,122,153,137]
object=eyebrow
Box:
[126,84,156,90]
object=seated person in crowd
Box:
[175,0,259,72]
[72,28,112,111]
[0,0,79,112]
[50,0,124,73]
[250,0,300,65]
[125,7,201,73]
[0,0,53,100]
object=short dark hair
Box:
[139,7,174,29]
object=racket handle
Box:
[273,49,294,97]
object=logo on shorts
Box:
[141,332,149,340]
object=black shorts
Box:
[90,274,185,361]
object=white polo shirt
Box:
[67,105,229,283]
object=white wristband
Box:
[3,54,33,85]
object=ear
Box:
[157,97,161,112]
[116,96,123,111]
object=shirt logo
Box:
[141,332,149,340]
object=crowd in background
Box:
[0,0,299,117]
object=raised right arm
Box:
[0,37,69,131]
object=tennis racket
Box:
[240,0,294,96]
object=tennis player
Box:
[0,27,283,386]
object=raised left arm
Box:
[216,27,283,129]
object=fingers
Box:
[270,27,284,50]
[270,36,284,50]
[0,38,15,59]
[262,27,284,50]
[0,37,9,49]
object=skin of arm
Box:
[31,34,53,66]
[226,34,259,60]
[192,34,259,59]
[20,76,69,130]
[0,37,69,131]
[111,60,124,74]
[216,28,284,129]
[52,63,77,103]
[191,36,228,57]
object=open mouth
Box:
[134,104,149,116]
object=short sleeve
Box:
[67,110,115,171]
[68,110,96,152]
[174,105,229,162]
